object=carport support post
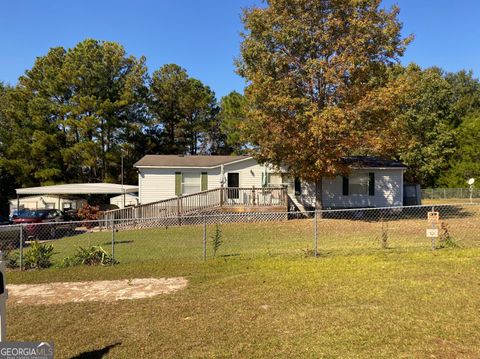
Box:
[203,215,207,261]
[314,210,318,257]
[431,206,436,251]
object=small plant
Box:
[3,251,19,269]
[211,223,223,257]
[380,221,389,249]
[439,222,458,248]
[301,248,316,257]
[23,241,54,270]
[61,245,117,267]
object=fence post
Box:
[177,196,182,226]
[111,219,115,264]
[314,210,318,257]
[19,225,23,271]
[203,215,207,261]
[431,206,436,251]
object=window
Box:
[267,173,283,186]
[182,173,201,194]
[343,172,375,196]
[349,173,369,195]
[44,203,55,209]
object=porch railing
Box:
[101,186,288,222]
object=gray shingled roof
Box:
[134,154,405,169]
[134,155,252,168]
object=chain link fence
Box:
[422,188,480,201]
[1,203,480,270]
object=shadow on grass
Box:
[102,240,134,245]
[321,205,477,222]
[220,253,240,258]
[70,342,121,359]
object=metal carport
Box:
[14,183,138,211]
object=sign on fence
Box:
[427,211,440,223]
[427,211,440,249]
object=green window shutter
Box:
[267,173,271,186]
[175,172,182,196]
[201,172,208,191]
[342,176,349,196]
[369,172,375,196]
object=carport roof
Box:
[16,183,138,195]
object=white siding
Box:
[207,168,222,190]
[139,168,176,204]
[9,196,86,211]
[223,158,265,188]
[138,158,269,203]
[138,159,404,209]
[298,169,404,209]
[110,194,139,209]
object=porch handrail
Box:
[101,186,287,222]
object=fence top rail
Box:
[3,202,478,229]
[101,202,479,223]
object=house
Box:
[293,157,406,209]
[134,155,405,209]
[110,193,139,209]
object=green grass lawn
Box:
[7,215,480,358]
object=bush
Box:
[3,250,19,269]
[77,204,102,228]
[61,245,117,267]
[439,222,458,248]
[77,203,102,220]
[23,241,54,270]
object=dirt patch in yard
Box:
[8,277,188,305]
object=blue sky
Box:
[1,1,479,98]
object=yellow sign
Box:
[427,211,440,223]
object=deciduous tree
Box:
[237,0,412,207]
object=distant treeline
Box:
[0,39,247,213]
[1,38,479,213]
